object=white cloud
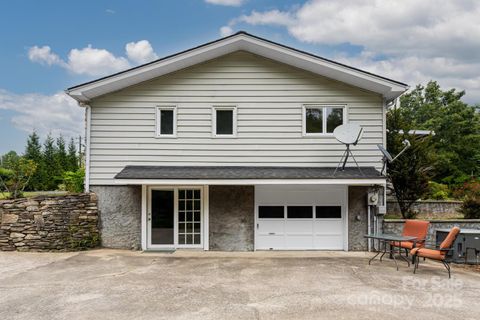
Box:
[29,41,162,77]
[225,0,480,103]
[105,9,115,14]
[125,40,158,64]
[237,10,293,27]
[0,89,83,138]
[28,46,65,67]
[67,45,130,76]
[220,26,234,37]
[205,0,246,6]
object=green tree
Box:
[1,151,20,168]
[42,134,58,190]
[387,107,435,218]
[0,157,37,199]
[24,131,43,190]
[67,137,79,172]
[55,135,68,173]
[399,81,480,185]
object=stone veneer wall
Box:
[0,193,99,251]
[209,185,254,251]
[348,186,369,251]
[90,186,141,250]
[383,219,480,244]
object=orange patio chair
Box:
[391,220,430,255]
[411,226,460,278]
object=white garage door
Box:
[255,185,346,250]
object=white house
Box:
[66,32,408,251]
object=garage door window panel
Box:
[287,206,313,219]
[316,206,342,219]
[259,206,284,219]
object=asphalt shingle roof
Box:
[114,166,383,180]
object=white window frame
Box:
[212,106,237,138]
[155,105,177,138]
[302,104,347,136]
[145,186,205,250]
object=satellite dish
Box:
[333,124,363,145]
[333,124,364,175]
[377,144,393,162]
[377,139,411,175]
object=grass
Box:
[0,191,68,200]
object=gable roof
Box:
[66,31,408,103]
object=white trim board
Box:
[66,33,408,102]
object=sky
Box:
[1,0,479,154]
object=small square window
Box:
[305,108,323,133]
[156,106,176,137]
[326,107,343,133]
[213,106,236,137]
[304,105,344,135]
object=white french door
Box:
[147,186,203,249]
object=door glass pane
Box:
[305,107,323,133]
[216,110,233,135]
[287,206,313,218]
[160,110,174,135]
[316,206,342,218]
[178,189,202,245]
[151,190,174,244]
[326,107,343,133]
[258,206,284,218]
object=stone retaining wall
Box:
[0,193,99,251]
[387,200,462,218]
[383,219,480,244]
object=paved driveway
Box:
[0,249,479,320]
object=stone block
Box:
[1,213,18,224]
[10,232,25,238]
[25,234,41,240]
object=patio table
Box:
[364,233,417,270]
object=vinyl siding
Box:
[89,51,384,185]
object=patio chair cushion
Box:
[402,220,430,242]
[391,241,415,249]
[410,248,444,260]
[439,226,460,249]
[391,220,430,249]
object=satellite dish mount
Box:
[333,124,364,176]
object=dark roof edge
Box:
[66,31,408,92]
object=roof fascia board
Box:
[112,178,386,185]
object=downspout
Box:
[80,102,91,193]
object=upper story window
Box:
[212,106,237,137]
[303,105,345,136]
[155,106,177,137]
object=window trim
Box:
[302,104,347,136]
[212,106,237,138]
[155,105,177,138]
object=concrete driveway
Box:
[0,250,479,320]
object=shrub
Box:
[425,181,450,200]
[0,157,37,199]
[453,179,480,199]
[458,196,480,219]
[62,168,85,193]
